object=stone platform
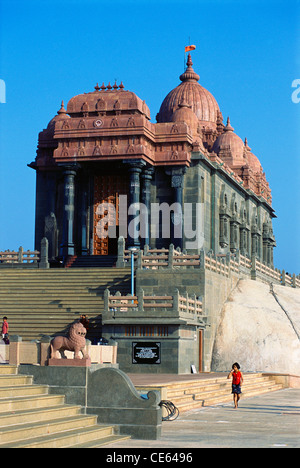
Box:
[48,357,91,367]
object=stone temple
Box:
[23,53,297,375]
[30,54,275,264]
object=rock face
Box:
[211,280,300,375]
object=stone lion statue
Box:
[50,322,89,359]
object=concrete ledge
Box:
[263,373,300,389]
[18,365,162,440]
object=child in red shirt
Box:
[228,362,244,408]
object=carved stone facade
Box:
[30,55,275,265]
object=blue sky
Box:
[0,0,299,273]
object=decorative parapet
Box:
[8,335,117,366]
[117,240,299,288]
[103,288,205,326]
[0,247,40,266]
[0,237,49,269]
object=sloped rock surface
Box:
[212,280,300,375]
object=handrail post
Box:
[104,288,110,316]
[138,289,144,314]
[116,236,125,268]
[18,246,23,264]
[39,237,49,269]
[173,288,179,317]
[168,243,174,269]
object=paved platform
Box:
[105,388,300,448]
[128,372,229,386]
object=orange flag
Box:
[185,45,196,52]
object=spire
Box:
[179,53,200,82]
[244,137,251,151]
[224,117,234,132]
[57,100,67,115]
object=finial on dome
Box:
[244,137,251,151]
[187,53,193,68]
[178,97,191,108]
[179,53,200,82]
[225,117,234,132]
[94,83,100,92]
[57,100,67,114]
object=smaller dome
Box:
[171,99,199,136]
[244,138,262,172]
[212,117,245,165]
[47,101,70,129]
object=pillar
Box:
[60,165,78,260]
[141,167,154,248]
[81,185,88,255]
[166,167,186,250]
[125,160,146,249]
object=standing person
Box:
[2,316,9,344]
[79,314,89,332]
[228,362,243,408]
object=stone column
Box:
[166,167,186,250]
[141,167,154,248]
[81,186,88,255]
[125,160,146,249]
[230,221,239,253]
[60,165,78,260]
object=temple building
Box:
[29,54,276,266]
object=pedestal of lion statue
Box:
[48,357,91,367]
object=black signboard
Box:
[132,342,161,364]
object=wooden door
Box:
[93,174,128,255]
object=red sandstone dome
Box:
[47,100,71,130]
[157,54,220,131]
[212,117,246,166]
[244,138,263,173]
[66,82,151,119]
[171,99,199,135]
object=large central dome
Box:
[156,54,220,131]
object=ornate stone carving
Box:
[50,322,89,359]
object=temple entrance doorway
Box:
[93,174,129,255]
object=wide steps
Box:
[0,414,99,446]
[0,268,131,341]
[0,425,129,449]
[139,374,283,412]
[0,366,18,375]
[0,394,66,413]
[68,255,118,268]
[0,404,81,426]
[0,368,130,448]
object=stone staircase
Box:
[166,374,283,411]
[135,373,283,413]
[66,255,118,268]
[0,365,130,448]
[0,268,131,342]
